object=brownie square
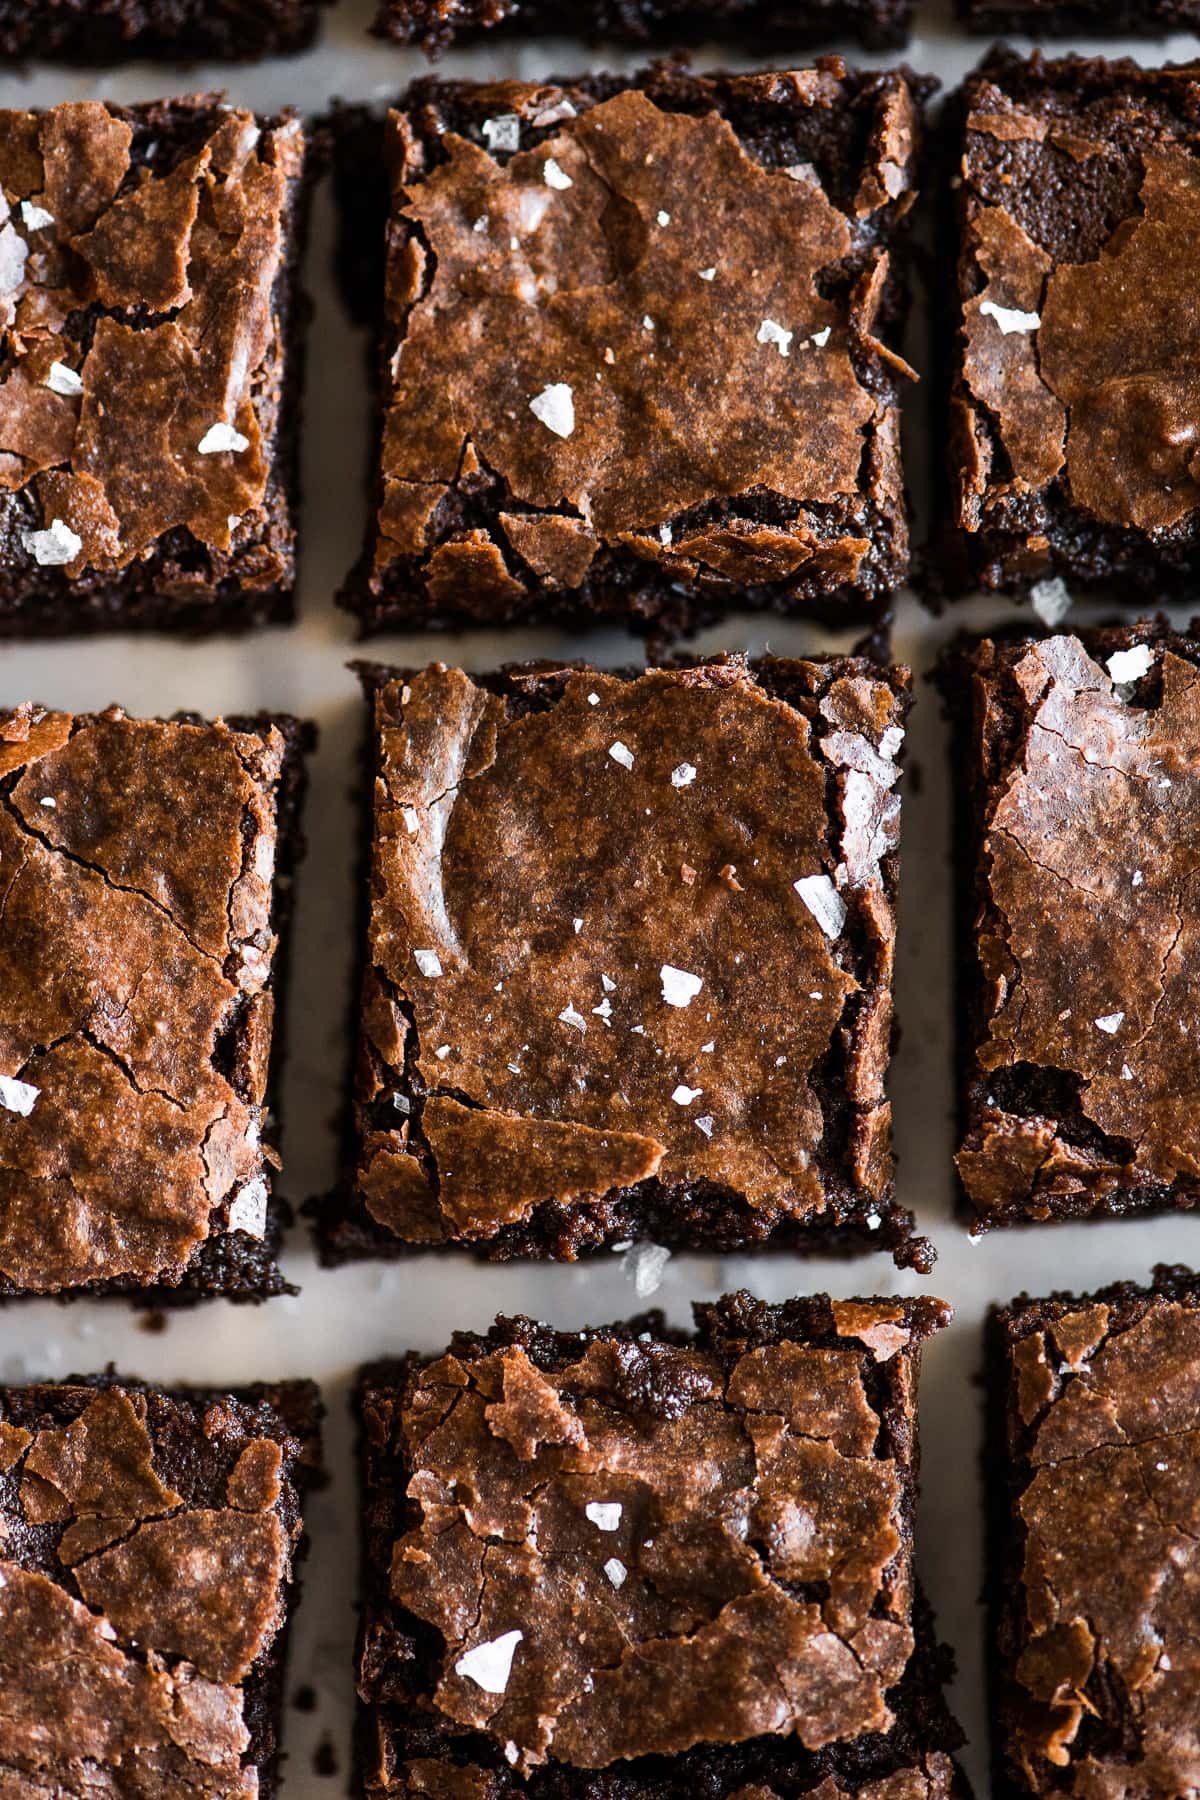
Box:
[0,1372,322,1798]
[0,0,329,59]
[0,97,312,637]
[987,1266,1200,1799]
[339,63,926,641]
[943,51,1200,600]
[959,0,1200,37]
[941,624,1200,1231]
[0,699,312,1300]
[319,654,931,1270]
[357,1292,963,1800]
[371,0,912,53]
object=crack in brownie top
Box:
[1002,1288,1200,1795]
[0,98,303,585]
[958,634,1200,1215]
[0,1381,307,1796]
[0,703,283,1292]
[366,65,920,615]
[385,1302,942,1772]
[354,657,907,1246]
[953,55,1200,574]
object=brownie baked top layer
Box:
[359,1292,953,1788]
[0,97,305,620]
[351,62,924,633]
[949,51,1200,593]
[948,627,1200,1225]
[0,1374,321,1797]
[341,655,925,1266]
[0,702,299,1298]
[991,1267,1200,1799]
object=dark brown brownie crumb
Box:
[941,50,1200,600]
[941,621,1200,1231]
[0,1372,322,1799]
[958,0,1200,37]
[356,1293,964,1800]
[337,61,928,643]
[0,701,313,1301]
[988,1266,1200,1799]
[371,0,912,54]
[0,0,330,61]
[0,96,314,637]
[314,653,934,1272]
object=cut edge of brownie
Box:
[957,0,1200,32]
[0,705,315,1305]
[0,0,330,63]
[356,1292,965,1800]
[332,61,930,645]
[309,653,935,1275]
[0,99,318,640]
[984,1263,1200,1800]
[938,617,1200,1233]
[0,1370,324,1800]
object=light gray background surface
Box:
[2,4,1198,1789]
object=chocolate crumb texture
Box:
[317,654,934,1271]
[0,1373,322,1799]
[371,0,913,53]
[338,62,927,642]
[357,1293,966,1800]
[0,96,313,637]
[989,1266,1200,1799]
[0,0,331,58]
[0,701,313,1300]
[943,50,1200,599]
[942,625,1200,1231]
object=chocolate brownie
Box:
[357,1292,963,1800]
[942,51,1200,600]
[940,623,1200,1231]
[317,654,932,1270]
[988,1266,1200,1799]
[0,1372,322,1798]
[0,699,312,1300]
[0,0,329,59]
[959,0,1200,35]
[338,62,926,641]
[0,97,312,637]
[371,0,912,53]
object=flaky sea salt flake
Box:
[543,157,573,190]
[1095,1012,1125,1034]
[695,1114,714,1137]
[585,1501,622,1531]
[604,1557,627,1587]
[980,300,1040,335]
[627,1241,671,1297]
[660,964,702,1007]
[0,1075,39,1117]
[22,518,81,567]
[45,361,82,397]
[1030,576,1071,627]
[197,422,249,455]
[672,1084,702,1105]
[414,949,443,978]
[795,874,847,938]
[671,762,696,788]
[529,383,575,439]
[558,1003,587,1034]
[1107,644,1154,686]
[757,317,793,356]
[456,1630,523,1693]
[481,115,521,153]
[608,740,634,769]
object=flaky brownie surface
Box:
[357,1293,958,1797]
[989,1268,1200,1799]
[945,627,1200,1228]
[0,97,309,635]
[342,62,925,638]
[0,701,309,1299]
[946,51,1200,597]
[321,654,930,1268]
[0,1374,321,1798]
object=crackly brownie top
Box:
[355,658,907,1243]
[957,633,1200,1212]
[955,54,1200,544]
[0,703,283,1292]
[1001,1281,1200,1795]
[0,1378,310,1796]
[372,64,919,603]
[0,98,303,583]
[378,1297,947,1771]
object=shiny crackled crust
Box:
[988,1268,1200,1800]
[945,51,1200,597]
[0,97,311,636]
[318,654,932,1270]
[0,1374,321,1798]
[357,1294,960,1798]
[339,63,926,639]
[944,626,1200,1228]
[0,0,329,60]
[0,702,311,1300]
[370,0,913,54]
